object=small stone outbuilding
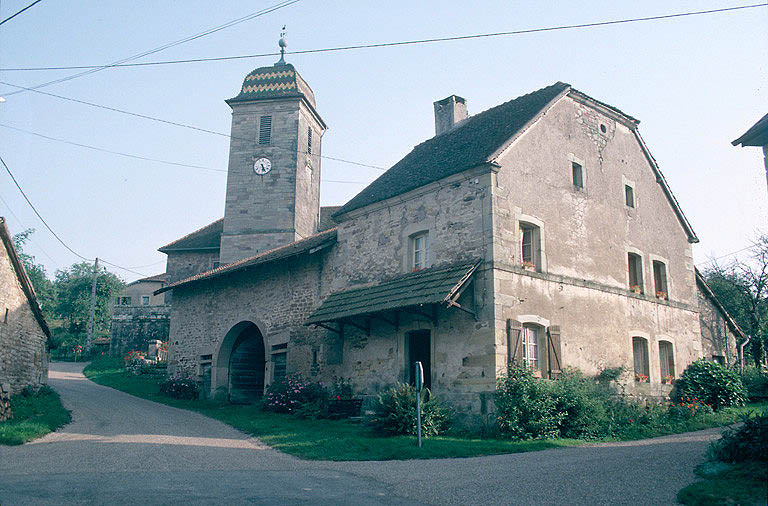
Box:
[0,217,50,395]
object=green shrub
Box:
[263,375,329,417]
[554,368,611,439]
[710,413,768,463]
[668,396,715,420]
[495,367,563,439]
[369,383,452,437]
[158,377,199,400]
[740,367,768,402]
[671,360,747,410]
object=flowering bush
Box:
[662,374,675,384]
[635,373,649,383]
[159,377,199,400]
[655,290,667,299]
[668,396,714,419]
[263,375,329,418]
[330,376,354,401]
[123,350,146,375]
[671,360,747,410]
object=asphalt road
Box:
[0,362,721,505]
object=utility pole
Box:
[86,257,98,352]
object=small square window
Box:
[141,296,150,305]
[120,297,132,306]
[625,184,635,208]
[411,232,429,271]
[572,161,583,189]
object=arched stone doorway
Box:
[213,321,266,404]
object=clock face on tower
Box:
[253,157,272,175]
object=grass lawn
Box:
[83,357,768,461]
[0,386,71,445]
[677,461,768,505]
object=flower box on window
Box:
[522,261,536,271]
[630,285,642,294]
[656,290,667,300]
[662,374,674,385]
[635,373,649,383]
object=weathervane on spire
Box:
[276,26,287,66]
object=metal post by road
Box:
[86,257,98,352]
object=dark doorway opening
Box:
[407,329,431,390]
[228,323,265,404]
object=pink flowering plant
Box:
[263,374,329,418]
[123,350,147,375]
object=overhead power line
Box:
[1,154,148,276]
[1,0,300,95]
[0,0,44,26]
[0,192,59,266]
[1,3,765,72]
[0,82,387,170]
[0,122,383,177]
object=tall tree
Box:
[12,228,54,319]
[704,233,768,367]
[54,261,124,339]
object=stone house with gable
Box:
[109,273,171,356]
[0,217,50,395]
[156,52,744,414]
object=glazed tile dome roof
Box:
[227,63,316,107]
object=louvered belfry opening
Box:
[228,323,266,404]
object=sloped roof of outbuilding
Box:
[155,228,337,295]
[0,217,51,338]
[732,112,768,147]
[158,218,223,253]
[695,268,745,339]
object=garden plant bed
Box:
[0,386,71,445]
[84,357,767,461]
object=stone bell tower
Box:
[219,36,327,264]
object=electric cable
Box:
[1,3,764,72]
[1,0,300,96]
[0,82,386,170]
[0,0,43,26]
[1,154,150,276]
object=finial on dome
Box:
[276,26,287,66]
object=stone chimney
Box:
[433,95,467,135]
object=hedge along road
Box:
[0,362,722,505]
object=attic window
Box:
[625,184,635,208]
[411,232,429,271]
[259,115,272,145]
[600,124,607,133]
[572,161,583,189]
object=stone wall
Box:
[490,94,702,390]
[698,286,739,364]
[110,304,171,356]
[0,237,48,396]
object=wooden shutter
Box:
[547,325,563,379]
[507,319,523,367]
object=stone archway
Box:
[212,321,266,404]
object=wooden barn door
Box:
[228,324,265,404]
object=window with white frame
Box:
[411,232,429,271]
[522,324,539,370]
[632,336,649,382]
[520,222,541,271]
[659,341,675,380]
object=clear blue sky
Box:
[1,0,766,282]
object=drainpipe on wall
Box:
[740,335,751,373]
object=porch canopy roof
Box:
[305,259,481,328]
